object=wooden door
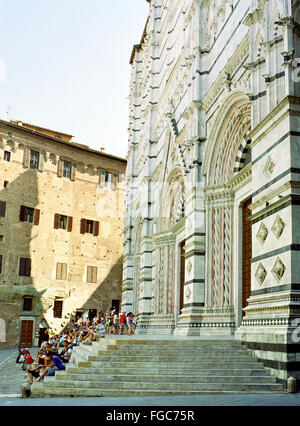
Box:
[179,242,186,314]
[20,320,34,347]
[242,198,252,315]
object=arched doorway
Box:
[204,91,252,329]
[155,168,186,320]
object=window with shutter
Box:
[87,266,97,283]
[30,150,39,169]
[0,201,6,218]
[63,160,71,179]
[57,160,63,177]
[56,263,67,280]
[34,209,40,226]
[38,152,45,172]
[19,258,31,277]
[93,221,99,237]
[53,300,63,318]
[24,148,30,168]
[99,170,106,188]
[67,216,73,232]
[3,151,10,162]
[54,214,60,229]
[71,163,77,182]
[23,297,33,312]
[20,206,26,222]
[86,220,94,234]
[112,173,119,191]
[24,207,34,223]
[80,219,86,234]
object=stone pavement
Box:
[1,394,300,406]
[0,348,39,397]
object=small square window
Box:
[3,181,9,188]
[3,151,11,162]
[0,236,4,242]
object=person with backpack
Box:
[17,348,34,371]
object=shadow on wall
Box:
[0,167,46,349]
[0,161,125,347]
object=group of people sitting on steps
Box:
[24,309,137,384]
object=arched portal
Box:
[155,168,185,318]
[204,91,252,327]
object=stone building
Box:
[0,119,126,348]
[123,0,300,387]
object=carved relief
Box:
[263,156,275,178]
[272,257,286,282]
[271,215,285,239]
[255,263,267,285]
[256,222,269,245]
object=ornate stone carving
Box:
[272,258,286,282]
[263,156,275,178]
[255,263,267,285]
[186,287,192,302]
[271,215,285,239]
[256,222,269,245]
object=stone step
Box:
[77,354,256,363]
[31,381,283,397]
[73,346,255,362]
[31,385,284,398]
[80,345,249,357]
[45,380,282,392]
[91,339,241,350]
[55,373,277,384]
[65,366,269,377]
[96,339,240,346]
[29,338,284,398]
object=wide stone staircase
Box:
[30,337,284,397]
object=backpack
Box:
[24,354,34,364]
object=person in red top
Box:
[119,312,127,335]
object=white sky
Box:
[0,0,149,159]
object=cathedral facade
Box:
[123,0,300,386]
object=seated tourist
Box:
[59,340,73,363]
[26,351,47,384]
[37,348,65,381]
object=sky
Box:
[0,0,149,159]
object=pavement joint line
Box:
[0,351,17,369]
